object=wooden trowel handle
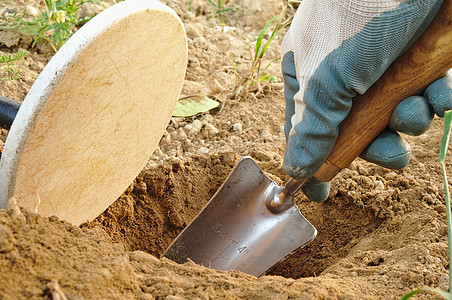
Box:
[314,0,452,182]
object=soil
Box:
[0,0,450,299]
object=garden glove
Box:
[281,0,452,202]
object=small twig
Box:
[50,280,69,300]
[34,192,41,214]
[214,89,229,114]
[186,257,196,264]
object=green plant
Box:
[401,111,452,300]
[232,9,290,99]
[206,0,238,20]
[0,0,101,52]
[0,49,26,80]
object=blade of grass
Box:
[439,111,452,163]
[215,7,235,14]
[253,16,276,65]
[207,0,217,8]
[440,111,452,297]
[401,288,452,300]
[400,289,424,300]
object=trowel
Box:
[163,0,452,276]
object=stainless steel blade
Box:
[163,157,317,276]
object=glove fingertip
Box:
[427,93,451,117]
[389,96,433,136]
[360,129,411,170]
[302,177,330,203]
[424,77,452,117]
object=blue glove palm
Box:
[281,0,452,202]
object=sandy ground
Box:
[0,0,451,299]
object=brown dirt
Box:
[82,152,239,257]
[0,0,450,299]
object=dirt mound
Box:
[0,208,140,299]
[82,152,238,257]
[3,206,360,299]
[1,139,448,299]
[0,0,451,299]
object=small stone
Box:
[440,273,449,284]
[423,194,435,204]
[152,147,164,158]
[6,197,26,221]
[171,118,184,129]
[159,133,171,147]
[135,181,147,194]
[204,123,219,135]
[201,114,214,124]
[129,250,160,263]
[170,131,178,142]
[425,255,434,264]
[183,124,193,134]
[373,180,384,189]
[358,166,370,176]
[78,2,104,19]
[439,282,449,292]
[188,57,200,68]
[221,152,236,166]
[176,129,187,141]
[405,175,415,182]
[25,5,39,17]
[167,149,177,157]
[199,147,209,155]
[232,123,242,132]
[190,120,203,136]
[261,129,273,141]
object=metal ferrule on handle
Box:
[266,178,309,213]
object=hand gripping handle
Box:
[275,0,452,205]
[313,0,452,182]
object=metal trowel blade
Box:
[162,156,317,276]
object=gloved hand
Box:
[281,0,452,202]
